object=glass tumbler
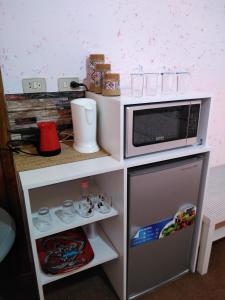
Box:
[95,193,112,214]
[144,73,159,96]
[131,73,144,97]
[77,201,94,218]
[62,200,75,223]
[177,72,190,94]
[162,72,177,95]
[34,207,52,232]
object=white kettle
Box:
[71,98,99,153]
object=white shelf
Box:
[33,206,119,239]
[86,91,212,106]
[125,145,210,168]
[19,156,124,189]
[39,226,119,285]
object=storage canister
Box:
[102,73,120,96]
[94,64,111,94]
[88,54,105,92]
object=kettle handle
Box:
[85,105,94,125]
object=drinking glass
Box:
[95,193,112,214]
[131,73,144,97]
[61,200,75,223]
[33,207,52,232]
[120,73,132,96]
[162,72,177,95]
[144,73,159,96]
[77,200,94,218]
[177,72,190,94]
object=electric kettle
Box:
[37,121,61,156]
[71,98,99,153]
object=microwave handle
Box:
[187,102,201,139]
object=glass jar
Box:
[88,54,105,92]
[102,73,120,96]
[95,64,111,94]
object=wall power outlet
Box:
[22,78,47,93]
[58,77,80,92]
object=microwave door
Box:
[125,101,191,158]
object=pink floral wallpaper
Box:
[0,0,225,165]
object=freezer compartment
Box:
[127,156,203,298]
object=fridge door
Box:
[127,156,203,299]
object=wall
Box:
[0,0,225,166]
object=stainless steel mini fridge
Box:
[127,156,203,299]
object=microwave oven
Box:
[125,100,201,158]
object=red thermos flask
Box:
[37,121,61,156]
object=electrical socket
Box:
[22,78,47,93]
[58,77,80,92]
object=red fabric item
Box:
[36,227,94,275]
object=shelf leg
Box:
[197,217,214,275]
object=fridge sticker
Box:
[130,204,197,247]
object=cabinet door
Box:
[127,157,203,298]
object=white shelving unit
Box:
[20,164,125,300]
[18,93,211,300]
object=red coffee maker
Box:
[37,121,61,156]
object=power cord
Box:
[0,140,39,156]
[70,81,88,91]
[59,130,74,142]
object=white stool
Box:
[197,165,225,275]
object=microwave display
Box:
[133,106,189,147]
